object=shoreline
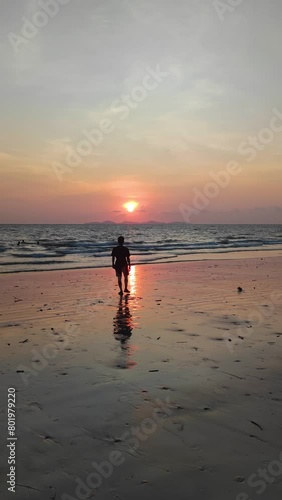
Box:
[1,247,282,275]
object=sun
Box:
[123,201,139,213]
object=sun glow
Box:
[123,201,138,213]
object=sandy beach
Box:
[1,255,282,500]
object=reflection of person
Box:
[113,295,133,342]
[111,236,131,295]
[113,295,135,369]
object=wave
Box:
[1,246,281,274]
[4,237,282,257]
[11,252,66,258]
[1,260,72,266]
[1,224,282,274]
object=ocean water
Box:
[0,224,282,274]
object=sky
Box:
[0,0,281,224]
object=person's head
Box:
[118,236,124,246]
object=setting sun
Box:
[123,201,139,213]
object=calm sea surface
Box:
[1,224,282,274]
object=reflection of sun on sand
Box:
[129,265,137,295]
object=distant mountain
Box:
[120,220,165,225]
[85,220,167,225]
[145,220,164,224]
[85,221,116,224]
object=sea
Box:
[0,224,282,274]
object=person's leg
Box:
[117,272,123,294]
[118,276,123,294]
[124,274,128,292]
[124,270,130,293]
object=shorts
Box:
[115,265,129,277]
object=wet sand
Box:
[0,256,282,500]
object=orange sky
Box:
[0,1,282,223]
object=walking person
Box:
[111,236,131,295]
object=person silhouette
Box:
[111,236,131,295]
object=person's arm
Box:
[127,249,131,269]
